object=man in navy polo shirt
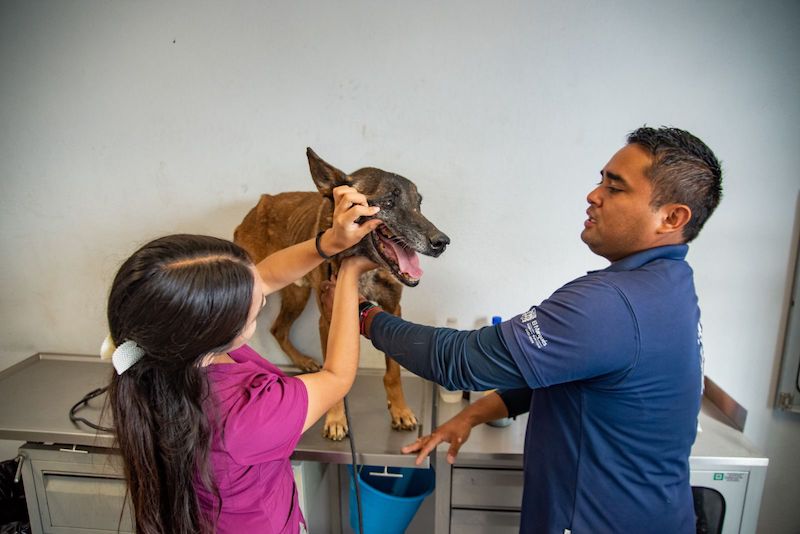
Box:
[357,126,723,533]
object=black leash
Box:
[69,386,113,433]
[343,395,364,534]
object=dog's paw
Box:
[294,356,321,373]
[390,407,418,431]
[323,419,349,441]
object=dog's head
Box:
[307,148,450,287]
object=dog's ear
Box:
[307,148,353,197]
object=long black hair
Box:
[106,234,253,534]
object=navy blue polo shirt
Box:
[369,244,702,533]
[500,244,702,533]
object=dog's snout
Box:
[430,232,450,254]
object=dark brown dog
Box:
[234,149,450,440]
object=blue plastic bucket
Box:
[348,464,435,534]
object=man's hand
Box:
[401,413,474,465]
[319,186,382,256]
[402,392,510,465]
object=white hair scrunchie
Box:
[101,335,145,375]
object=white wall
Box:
[1,1,798,530]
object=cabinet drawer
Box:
[451,468,523,510]
[451,509,521,534]
[20,444,134,534]
[43,472,133,531]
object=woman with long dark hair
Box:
[105,186,381,534]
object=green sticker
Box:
[713,473,724,480]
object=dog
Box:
[234,148,450,440]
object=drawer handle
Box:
[59,444,89,454]
[13,454,24,483]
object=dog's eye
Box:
[382,198,394,209]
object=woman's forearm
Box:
[255,231,333,295]
[295,260,364,432]
[322,263,361,384]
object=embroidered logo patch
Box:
[521,308,548,349]
[698,321,705,395]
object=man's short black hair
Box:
[627,126,723,242]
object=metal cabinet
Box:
[433,397,528,534]
[448,467,523,533]
[450,509,521,534]
[18,443,132,534]
[451,467,523,510]
[435,459,524,533]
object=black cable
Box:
[343,395,364,534]
[69,386,114,433]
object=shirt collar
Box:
[590,244,689,273]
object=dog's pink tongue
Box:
[388,241,423,279]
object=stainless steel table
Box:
[0,352,433,467]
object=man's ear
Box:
[658,204,692,236]
[307,148,353,197]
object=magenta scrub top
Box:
[197,344,308,533]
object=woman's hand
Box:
[319,186,382,256]
[340,254,379,274]
[319,257,378,320]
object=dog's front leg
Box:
[384,352,419,431]
[273,284,321,373]
[379,302,419,432]
[322,400,348,441]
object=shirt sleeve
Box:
[369,313,528,391]
[498,276,639,388]
[219,371,309,465]
[497,388,533,417]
